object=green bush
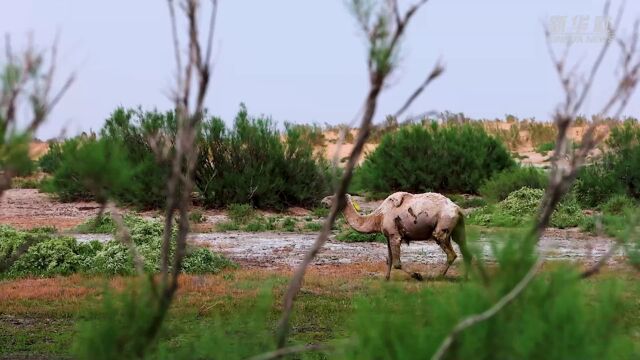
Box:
[601,195,636,215]
[336,228,386,243]
[480,166,548,202]
[42,137,137,203]
[38,141,64,173]
[469,187,584,228]
[227,203,255,224]
[0,220,234,278]
[181,247,237,274]
[9,237,91,276]
[195,104,332,209]
[357,123,515,194]
[536,141,555,154]
[574,122,640,208]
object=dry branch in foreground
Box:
[432,2,640,359]
[275,0,443,350]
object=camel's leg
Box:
[435,235,457,277]
[389,235,403,270]
[385,237,392,280]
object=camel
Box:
[322,192,471,280]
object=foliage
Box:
[447,194,488,209]
[304,221,323,232]
[9,236,93,276]
[181,247,237,274]
[479,166,548,203]
[345,265,633,359]
[574,122,640,208]
[312,206,330,218]
[601,195,636,215]
[357,123,515,194]
[469,187,584,228]
[336,227,386,243]
[38,141,64,173]
[188,210,205,224]
[0,220,234,278]
[227,203,255,224]
[196,104,332,209]
[41,137,137,203]
[535,141,555,154]
[10,176,44,189]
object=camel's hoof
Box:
[411,272,424,281]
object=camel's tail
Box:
[451,211,471,268]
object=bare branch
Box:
[394,60,444,118]
[580,243,620,279]
[276,0,431,349]
[107,202,145,276]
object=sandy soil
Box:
[0,189,101,230]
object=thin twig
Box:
[245,343,331,360]
[394,60,444,118]
[431,258,543,360]
[275,0,433,349]
[107,202,145,276]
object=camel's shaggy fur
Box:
[322,192,471,280]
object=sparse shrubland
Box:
[0,220,235,278]
[357,123,515,195]
[469,187,584,228]
[574,122,640,208]
[479,166,548,202]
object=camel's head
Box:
[320,194,360,211]
[320,195,336,208]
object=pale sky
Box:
[1,0,639,139]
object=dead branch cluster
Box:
[275,0,444,350]
[432,2,640,359]
[0,34,74,195]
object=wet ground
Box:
[74,228,624,270]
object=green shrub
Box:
[574,122,640,208]
[480,166,548,202]
[281,217,297,232]
[312,206,329,218]
[536,141,555,154]
[216,221,241,232]
[227,203,255,224]
[189,210,205,224]
[447,194,488,209]
[357,123,515,194]
[42,137,137,203]
[10,176,43,189]
[304,221,323,232]
[195,104,333,209]
[336,228,386,243]
[181,247,237,274]
[601,195,636,215]
[574,165,625,208]
[9,236,87,276]
[38,141,63,173]
[469,187,584,228]
[1,220,233,278]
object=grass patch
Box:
[336,228,386,243]
[448,194,487,209]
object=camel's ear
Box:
[352,199,361,212]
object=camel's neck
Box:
[342,196,380,233]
